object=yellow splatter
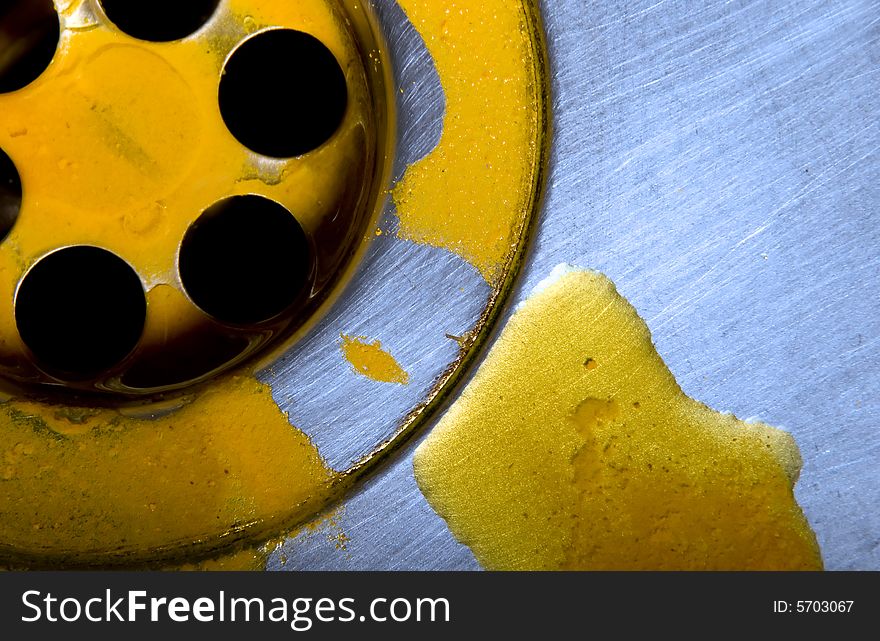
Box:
[0,375,334,563]
[414,268,822,570]
[341,335,409,385]
[393,0,545,283]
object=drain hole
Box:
[180,195,311,325]
[219,29,348,158]
[0,148,22,242]
[15,247,146,378]
[0,0,59,93]
[99,0,220,42]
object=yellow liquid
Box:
[0,374,333,563]
[414,269,823,570]
[0,0,378,385]
[341,335,409,385]
[393,0,543,284]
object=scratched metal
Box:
[257,0,491,473]
[269,0,879,570]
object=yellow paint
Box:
[0,374,333,559]
[414,269,822,570]
[393,0,544,283]
[341,335,409,385]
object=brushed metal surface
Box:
[270,0,879,570]
[258,0,490,473]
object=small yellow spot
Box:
[123,201,165,236]
[341,335,409,385]
[332,530,351,551]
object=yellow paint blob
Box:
[341,335,409,385]
[393,0,545,283]
[0,375,334,562]
[414,269,823,570]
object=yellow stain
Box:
[393,0,543,283]
[174,546,273,572]
[0,0,373,365]
[341,335,409,385]
[414,269,822,570]
[0,375,334,558]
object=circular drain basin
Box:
[0,0,548,567]
[0,0,390,396]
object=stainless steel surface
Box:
[258,0,492,473]
[269,0,879,570]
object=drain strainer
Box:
[0,0,390,396]
[0,0,548,566]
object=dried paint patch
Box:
[413,269,822,570]
[393,0,543,283]
[0,375,334,559]
[341,335,409,385]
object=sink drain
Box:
[0,0,391,398]
[0,0,549,567]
